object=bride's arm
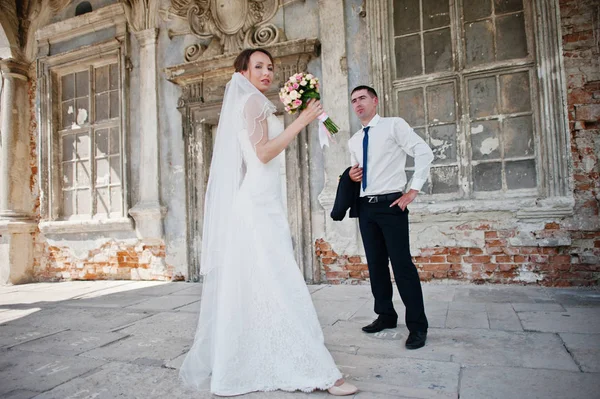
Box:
[251,100,323,164]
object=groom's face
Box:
[351,89,378,122]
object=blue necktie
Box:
[362,126,370,191]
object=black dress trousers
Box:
[358,195,428,333]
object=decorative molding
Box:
[122,0,159,32]
[533,0,571,197]
[366,0,393,115]
[169,0,282,59]
[39,218,135,235]
[36,3,127,44]
[133,27,158,47]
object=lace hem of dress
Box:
[210,373,343,397]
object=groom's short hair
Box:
[351,85,378,98]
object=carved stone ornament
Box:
[170,0,282,61]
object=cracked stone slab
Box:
[60,294,154,309]
[460,366,600,399]
[312,298,369,327]
[80,335,191,367]
[486,303,523,331]
[0,308,45,324]
[116,312,199,339]
[2,307,153,332]
[310,284,372,301]
[511,303,566,312]
[518,307,600,333]
[0,326,66,349]
[0,349,105,397]
[175,300,201,313]
[559,333,600,372]
[31,362,208,399]
[445,309,489,329]
[323,321,452,363]
[1,390,40,399]
[430,328,579,370]
[168,283,203,296]
[11,330,128,356]
[331,352,459,398]
[125,295,199,311]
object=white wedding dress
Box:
[180,112,342,396]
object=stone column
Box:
[317,0,362,260]
[128,28,166,241]
[0,59,36,285]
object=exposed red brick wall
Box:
[33,240,177,281]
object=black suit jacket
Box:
[330,167,360,221]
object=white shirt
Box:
[348,114,434,197]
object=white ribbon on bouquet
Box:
[317,112,336,148]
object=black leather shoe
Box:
[405,331,427,349]
[362,318,397,333]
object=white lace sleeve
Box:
[243,93,272,150]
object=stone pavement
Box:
[0,281,599,399]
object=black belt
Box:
[360,191,403,204]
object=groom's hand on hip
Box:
[391,189,418,210]
[349,164,363,182]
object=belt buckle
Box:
[368,196,378,203]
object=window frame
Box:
[36,7,131,230]
[366,0,572,217]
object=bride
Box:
[179,48,358,397]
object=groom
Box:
[348,86,433,350]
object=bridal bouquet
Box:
[279,73,340,144]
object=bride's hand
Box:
[298,99,323,126]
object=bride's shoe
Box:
[327,381,358,396]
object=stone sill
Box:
[0,220,37,234]
[39,218,134,235]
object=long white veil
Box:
[179,72,276,390]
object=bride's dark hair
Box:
[234,48,274,72]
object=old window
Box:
[58,61,123,220]
[390,0,538,199]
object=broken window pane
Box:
[503,115,534,158]
[427,83,455,124]
[394,0,420,35]
[398,88,425,126]
[496,13,528,60]
[395,34,422,78]
[465,20,494,66]
[95,129,109,157]
[61,74,74,101]
[471,120,501,160]
[95,65,109,94]
[500,71,531,113]
[463,0,491,22]
[431,166,459,193]
[506,159,536,189]
[473,162,502,191]
[469,77,498,118]
[430,124,457,164]
[76,133,90,160]
[62,162,73,188]
[422,0,450,29]
[95,93,109,122]
[96,158,110,186]
[494,0,523,14]
[62,100,74,129]
[75,70,89,97]
[74,98,90,126]
[424,28,453,73]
